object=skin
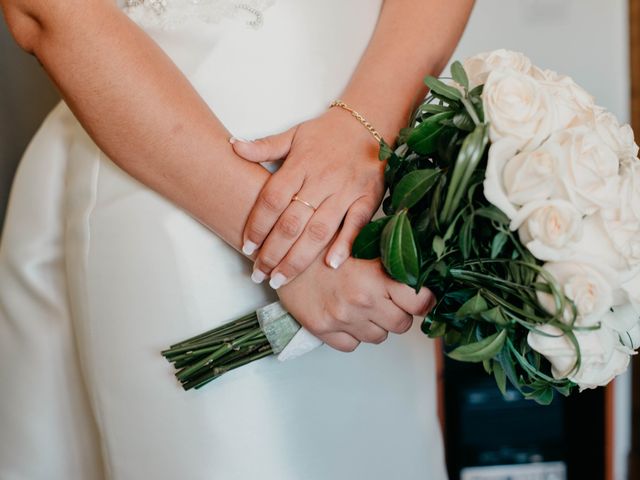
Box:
[1,0,473,351]
[234,0,476,289]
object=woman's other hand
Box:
[277,256,435,352]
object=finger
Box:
[268,194,347,287]
[230,126,298,163]
[242,169,305,256]
[386,282,436,317]
[325,196,377,269]
[353,322,389,345]
[369,297,414,335]
[319,332,361,353]
[252,196,318,282]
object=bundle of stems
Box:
[162,312,273,390]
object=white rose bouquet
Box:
[163,50,640,404]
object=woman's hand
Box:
[277,256,435,352]
[231,107,385,289]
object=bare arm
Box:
[233,0,475,286]
[2,0,267,250]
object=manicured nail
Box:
[229,136,250,144]
[269,273,288,290]
[327,250,348,269]
[242,241,258,255]
[251,269,267,284]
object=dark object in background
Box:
[444,356,605,480]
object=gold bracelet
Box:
[329,100,383,143]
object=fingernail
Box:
[229,136,250,144]
[242,241,258,255]
[251,269,267,284]
[327,251,348,269]
[269,273,288,290]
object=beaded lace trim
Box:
[124,0,276,29]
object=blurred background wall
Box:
[0,1,633,479]
[0,20,59,232]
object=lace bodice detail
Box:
[123,0,276,30]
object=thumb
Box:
[386,280,435,317]
[230,126,297,163]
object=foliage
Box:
[353,61,576,404]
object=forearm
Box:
[2,0,268,250]
[340,0,475,142]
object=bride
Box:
[0,0,473,478]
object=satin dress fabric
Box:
[0,1,447,478]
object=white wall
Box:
[453,2,631,479]
[453,0,629,120]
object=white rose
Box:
[622,268,640,306]
[483,69,556,151]
[536,70,595,130]
[483,138,521,219]
[537,261,616,327]
[594,108,639,162]
[601,166,640,267]
[501,144,564,206]
[527,324,631,389]
[463,49,533,88]
[510,200,583,261]
[569,215,631,274]
[550,127,620,214]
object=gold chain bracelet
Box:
[329,100,383,143]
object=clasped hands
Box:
[231,107,435,352]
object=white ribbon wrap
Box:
[256,302,323,361]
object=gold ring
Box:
[291,195,317,212]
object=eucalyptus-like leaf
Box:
[493,360,507,396]
[456,291,488,318]
[439,123,489,225]
[491,232,509,259]
[407,111,455,155]
[480,307,509,326]
[391,168,441,210]
[378,140,394,161]
[432,236,445,259]
[419,104,451,115]
[424,76,463,101]
[447,329,507,363]
[381,210,420,287]
[452,112,475,132]
[451,61,469,91]
[352,216,391,259]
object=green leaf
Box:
[378,140,394,161]
[456,292,488,318]
[469,84,484,98]
[432,236,445,258]
[419,104,450,115]
[424,76,463,101]
[491,232,509,259]
[480,307,509,326]
[448,330,507,363]
[482,359,493,374]
[407,111,455,155]
[475,206,510,225]
[391,169,441,210]
[426,319,447,338]
[380,210,420,287]
[451,61,469,91]
[352,216,391,259]
[439,123,490,224]
[452,112,475,132]
[493,360,507,396]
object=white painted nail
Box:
[269,273,288,290]
[328,251,348,269]
[229,136,250,144]
[242,241,258,256]
[251,269,267,284]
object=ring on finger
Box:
[291,194,318,212]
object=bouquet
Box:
[163,50,640,404]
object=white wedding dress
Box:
[0,1,447,479]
